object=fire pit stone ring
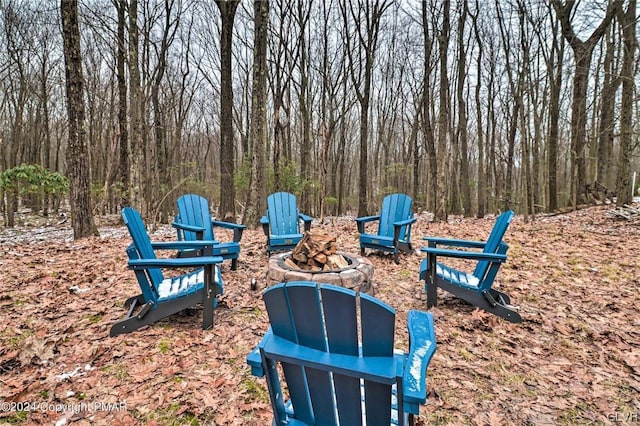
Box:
[266,251,374,294]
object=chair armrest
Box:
[247,345,265,377]
[260,216,270,237]
[422,236,486,249]
[420,247,507,262]
[393,217,416,227]
[171,221,206,234]
[150,240,219,251]
[211,220,246,230]
[355,215,380,234]
[128,256,223,269]
[212,220,246,242]
[355,215,381,224]
[403,310,437,408]
[298,213,313,223]
[299,213,313,232]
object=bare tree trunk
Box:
[215,0,240,221]
[151,0,179,223]
[546,12,563,212]
[245,0,269,227]
[298,1,311,213]
[552,0,618,207]
[470,0,485,218]
[37,34,53,215]
[128,0,145,213]
[341,0,392,217]
[435,0,450,221]
[597,26,620,193]
[615,0,636,206]
[456,0,472,216]
[60,0,98,238]
[422,0,437,216]
[116,0,129,208]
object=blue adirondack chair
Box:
[260,192,313,255]
[355,193,416,264]
[110,207,224,337]
[247,281,437,425]
[172,194,246,270]
[418,210,521,323]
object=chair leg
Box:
[408,413,416,426]
[231,258,238,271]
[123,294,145,309]
[202,265,215,330]
[426,259,438,308]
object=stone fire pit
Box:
[266,251,374,294]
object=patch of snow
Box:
[409,341,434,390]
[56,364,94,381]
[68,285,90,294]
[56,367,84,381]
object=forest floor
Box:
[0,203,639,426]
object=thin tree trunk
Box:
[471,0,485,218]
[128,0,145,213]
[216,0,240,221]
[615,0,636,206]
[597,27,620,193]
[116,0,129,208]
[60,0,98,238]
[245,0,269,227]
[435,0,450,221]
[547,19,563,211]
[422,0,437,217]
[552,0,618,207]
[456,0,471,216]
[341,0,391,217]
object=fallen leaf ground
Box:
[1,204,639,425]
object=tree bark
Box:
[435,0,450,221]
[422,0,438,217]
[597,26,620,193]
[128,0,145,213]
[116,0,129,207]
[615,0,636,206]
[245,0,269,227]
[471,0,485,218]
[215,0,240,221]
[60,0,98,238]
[456,0,472,216]
[341,0,391,217]
[551,0,618,207]
[547,11,563,212]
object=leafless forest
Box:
[0,0,639,235]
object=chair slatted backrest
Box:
[176,194,214,241]
[378,193,413,240]
[266,192,300,236]
[263,282,396,425]
[122,207,163,301]
[473,210,514,281]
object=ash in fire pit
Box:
[266,230,374,293]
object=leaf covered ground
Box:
[1,204,639,425]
